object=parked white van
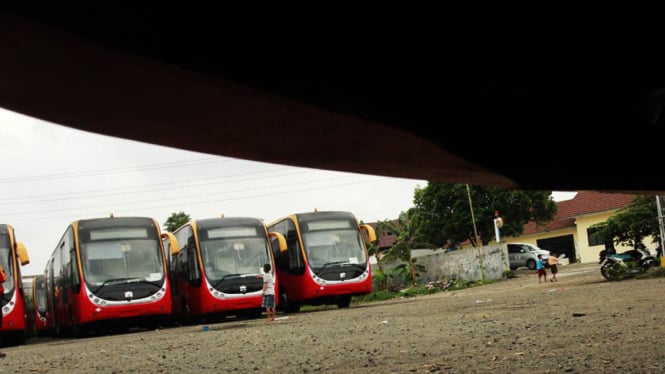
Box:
[507,243,550,270]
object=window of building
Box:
[587,227,604,246]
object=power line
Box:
[0,166,307,206]
[0,157,225,183]
[2,175,393,222]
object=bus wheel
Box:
[146,321,161,331]
[72,323,88,338]
[4,331,26,346]
[249,308,263,319]
[17,331,27,345]
[286,302,301,313]
[280,292,300,313]
[183,302,193,325]
[337,295,352,308]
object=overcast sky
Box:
[0,107,577,276]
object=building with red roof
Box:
[509,191,638,263]
[369,191,646,264]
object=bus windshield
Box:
[201,237,271,281]
[35,277,48,313]
[0,246,14,295]
[302,228,367,269]
[80,239,164,285]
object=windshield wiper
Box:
[93,277,139,293]
[345,263,366,272]
[319,261,347,270]
[214,273,242,289]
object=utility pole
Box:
[656,196,665,266]
[466,184,480,246]
[466,184,486,282]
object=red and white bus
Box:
[31,274,49,337]
[0,224,31,345]
[162,216,285,323]
[45,215,172,337]
[267,210,376,313]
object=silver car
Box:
[507,243,550,270]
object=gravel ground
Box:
[2,262,664,373]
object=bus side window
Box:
[271,237,288,271]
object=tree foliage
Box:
[591,195,659,247]
[364,227,388,290]
[377,209,437,286]
[164,211,191,232]
[412,183,558,246]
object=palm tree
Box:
[377,209,437,287]
[366,239,389,291]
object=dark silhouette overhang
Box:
[1,9,664,193]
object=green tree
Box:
[164,211,191,232]
[377,209,437,287]
[412,183,558,246]
[366,238,388,290]
[591,195,659,248]
[360,220,389,291]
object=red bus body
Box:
[45,216,172,337]
[267,211,376,313]
[164,217,283,323]
[0,224,30,345]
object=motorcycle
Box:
[599,243,659,281]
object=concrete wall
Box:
[372,244,510,288]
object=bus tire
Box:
[249,308,264,319]
[72,322,88,338]
[49,326,60,338]
[17,331,27,345]
[4,330,26,346]
[280,292,300,313]
[337,295,352,308]
[183,301,193,325]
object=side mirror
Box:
[269,232,287,252]
[17,242,30,266]
[161,233,180,256]
[360,224,377,244]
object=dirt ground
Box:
[2,262,665,373]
